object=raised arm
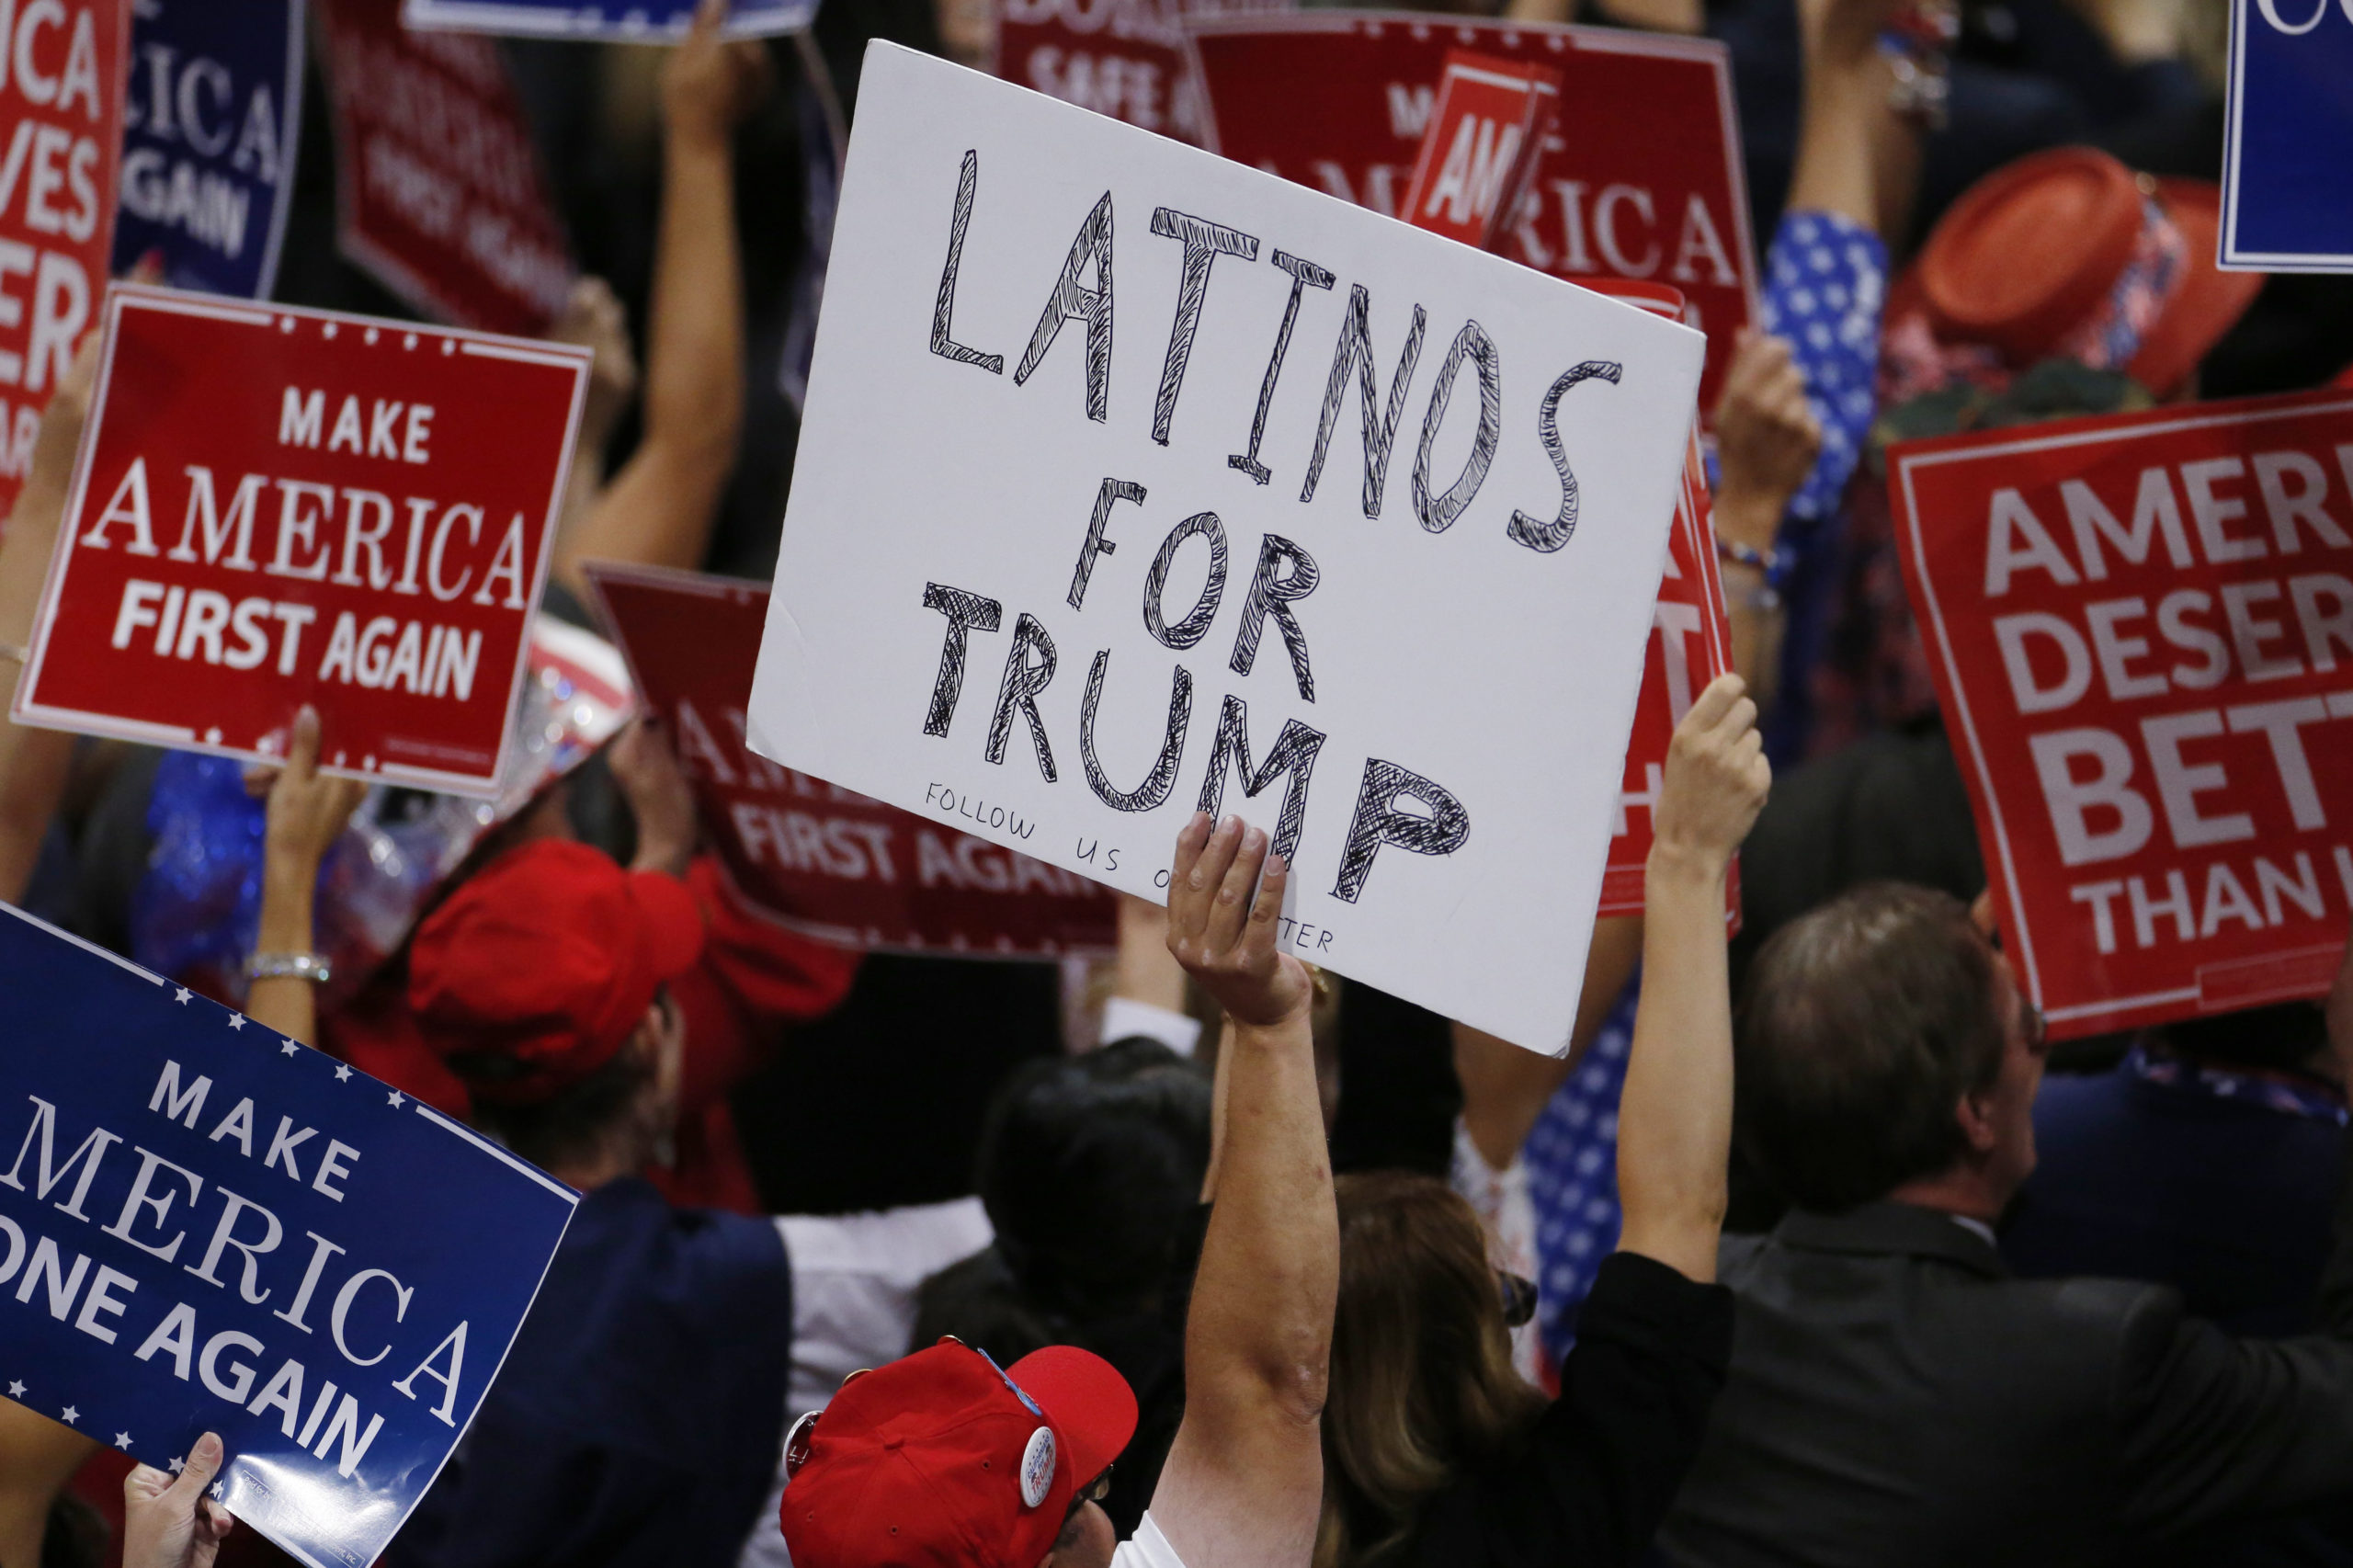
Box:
[1787,0,1917,234]
[0,336,97,902]
[1615,674,1770,1282]
[1710,332,1822,712]
[544,277,639,562]
[1153,813,1333,1567]
[551,0,767,597]
[247,706,367,1045]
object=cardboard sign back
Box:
[1186,11,1756,418]
[1889,389,2353,1038]
[587,561,1117,956]
[0,0,129,521]
[746,44,1704,1054]
[13,286,589,797]
[316,0,575,335]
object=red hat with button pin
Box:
[778,1339,1138,1568]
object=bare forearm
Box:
[1722,575,1785,714]
[1787,62,1885,230]
[646,131,743,468]
[1616,847,1733,1281]
[555,135,742,589]
[1200,1017,1233,1200]
[247,860,318,1043]
[1186,1012,1334,1429]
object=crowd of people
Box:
[3,0,2352,1562]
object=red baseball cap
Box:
[406,839,705,1104]
[779,1340,1139,1568]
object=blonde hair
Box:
[1314,1172,1548,1568]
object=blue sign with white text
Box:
[112,0,304,299]
[0,906,575,1568]
[401,0,819,40]
[2220,0,2353,271]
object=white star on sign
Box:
[227,1015,246,1031]
[280,1040,298,1056]
[387,1091,405,1108]
[174,987,191,1005]
[6,1381,22,1398]
[167,1456,184,1474]
[59,1406,76,1424]
[210,1482,223,1499]
[335,1063,352,1082]
[114,1432,131,1449]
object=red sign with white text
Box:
[585,562,1117,958]
[1398,51,1558,252]
[1892,390,2353,1038]
[0,0,127,517]
[1188,11,1755,415]
[316,0,573,335]
[993,0,1290,145]
[1582,281,1735,917]
[15,285,588,795]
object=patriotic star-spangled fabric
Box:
[0,903,574,1568]
[1523,982,1638,1363]
[1749,208,1890,761]
[1760,209,1888,526]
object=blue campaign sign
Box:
[112,0,305,299]
[402,0,820,40]
[2220,0,2353,271]
[0,905,576,1568]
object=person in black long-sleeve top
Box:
[1313,674,1772,1568]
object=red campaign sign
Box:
[14,284,589,795]
[992,0,1290,146]
[315,0,574,336]
[1891,389,2353,1039]
[1582,281,1734,918]
[1397,51,1558,252]
[585,561,1118,958]
[1187,11,1756,415]
[0,0,128,518]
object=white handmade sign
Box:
[748,42,1704,1053]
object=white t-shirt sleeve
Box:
[1100,997,1202,1058]
[736,1196,995,1568]
[776,1195,996,1412]
[1111,1512,1189,1568]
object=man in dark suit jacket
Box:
[1654,884,2353,1567]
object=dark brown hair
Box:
[1316,1172,1547,1568]
[1737,882,2009,1212]
[460,1002,665,1173]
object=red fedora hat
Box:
[1898,146,2264,399]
